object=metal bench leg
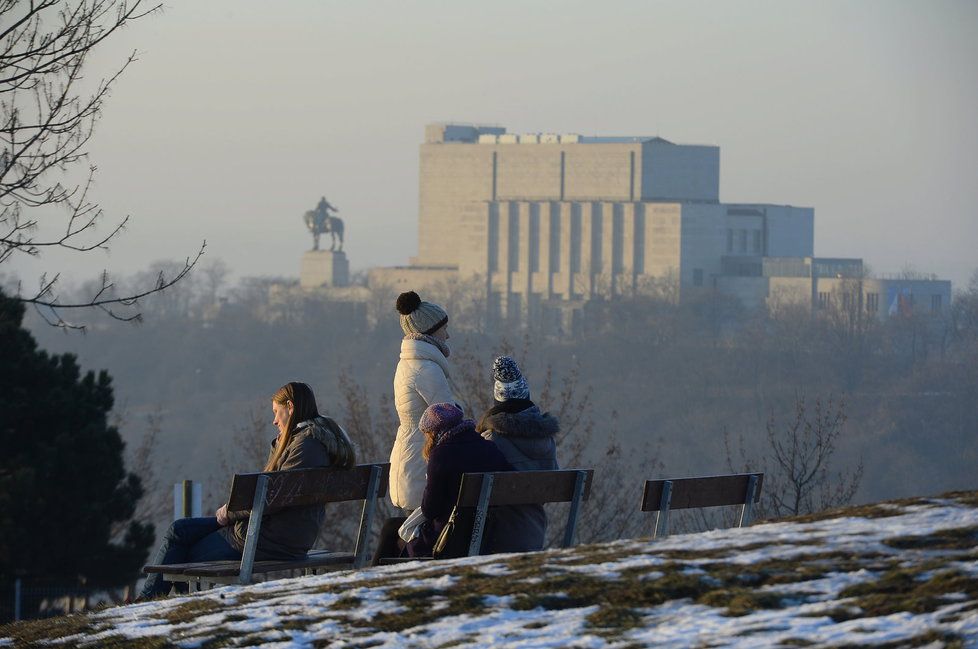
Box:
[353,465,382,569]
[468,474,496,556]
[239,474,269,585]
[739,474,759,527]
[653,480,673,539]
[562,471,588,548]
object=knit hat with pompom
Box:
[492,356,530,403]
[396,291,448,336]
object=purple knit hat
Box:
[419,402,464,437]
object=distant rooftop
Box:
[425,123,674,145]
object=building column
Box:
[601,201,615,297]
[579,202,595,299]
[622,203,637,295]
[538,202,553,299]
[517,201,532,323]
[560,202,574,298]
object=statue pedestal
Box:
[300,250,349,289]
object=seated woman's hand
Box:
[216,504,229,526]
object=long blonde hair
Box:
[264,382,319,472]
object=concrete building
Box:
[368,123,949,329]
[719,257,952,320]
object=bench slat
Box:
[184,552,356,577]
[145,551,356,577]
[227,463,390,513]
[642,473,764,511]
[456,470,594,507]
[144,560,230,574]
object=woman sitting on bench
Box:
[477,356,559,553]
[405,402,511,558]
[139,381,356,599]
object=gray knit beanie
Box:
[396,291,448,336]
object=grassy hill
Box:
[3,491,977,648]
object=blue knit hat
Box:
[492,356,529,402]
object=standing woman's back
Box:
[389,291,455,510]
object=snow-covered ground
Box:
[3,492,977,648]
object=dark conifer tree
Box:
[0,289,153,589]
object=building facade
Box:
[367,123,948,329]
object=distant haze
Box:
[6,0,977,289]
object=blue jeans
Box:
[140,517,240,598]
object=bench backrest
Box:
[228,463,390,580]
[641,472,764,538]
[226,463,390,514]
[456,469,594,507]
[453,469,594,557]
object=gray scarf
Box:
[404,332,450,358]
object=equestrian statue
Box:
[303,196,344,252]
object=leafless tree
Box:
[113,406,171,536]
[0,0,204,328]
[730,396,863,518]
[301,368,401,551]
[219,406,271,480]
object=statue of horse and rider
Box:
[304,196,344,252]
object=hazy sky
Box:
[7,0,978,292]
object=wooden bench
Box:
[144,462,389,590]
[382,468,594,563]
[642,472,764,538]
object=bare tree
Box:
[219,407,271,480]
[1,0,204,328]
[762,396,863,518]
[114,406,171,535]
[316,368,400,550]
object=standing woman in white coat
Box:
[373,290,456,562]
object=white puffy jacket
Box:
[389,338,455,509]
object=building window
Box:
[612,206,624,274]
[931,294,942,313]
[693,268,704,287]
[841,292,853,311]
[726,228,734,253]
[590,205,602,272]
[739,229,748,253]
[752,230,762,254]
[818,292,830,309]
[570,205,582,273]
[508,204,520,272]
[866,292,879,313]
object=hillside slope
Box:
[3,491,977,648]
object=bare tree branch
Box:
[21,240,205,330]
[1,0,204,327]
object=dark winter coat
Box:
[407,421,512,557]
[221,416,355,560]
[477,401,559,553]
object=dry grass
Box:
[4,490,978,646]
